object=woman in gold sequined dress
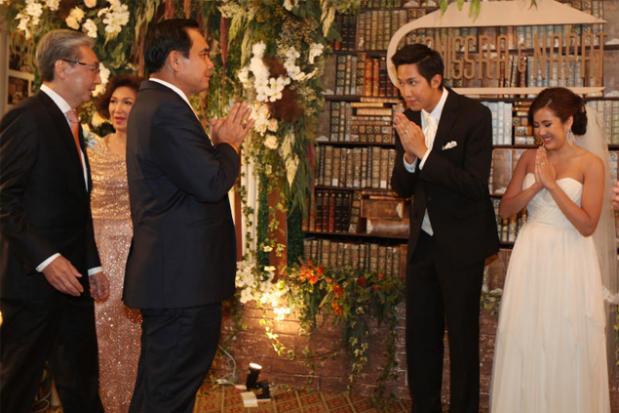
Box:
[89,75,141,413]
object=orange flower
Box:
[308,274,319,285]
[332,284,344,298]
[377,273,385,281]
[331,301,343,316]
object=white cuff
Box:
[36,253,60,273]
[88,267,102,276]
[403,154,417,173]
[418,150,431,170]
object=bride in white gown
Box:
[490,87,614,413]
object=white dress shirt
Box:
[402,88,449,236]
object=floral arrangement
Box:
[287,261,403,388]
[0,0,157,99]
[236,258,405,393]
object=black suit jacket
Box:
[124,81,240,309]
[0,92,99,300]
[391,89,499,267]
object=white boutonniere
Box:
[442,140,457,151]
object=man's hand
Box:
[394,112,427,160]
[89,272,110,301]
[42,255,84,296]
[210,102,254,151]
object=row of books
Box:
[332,54,597,97]
[492,199,528,244]
[334,54,399,97]
[360,0,409,9]
[316,146,397,190]
[588,100,619,145]
[483,102,514,146]
[307,189,358,233]
[327,101,395,143]
[337,9,604,54]
[303,238,405,278]
[406,25,603,53]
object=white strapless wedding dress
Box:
[490,173,610,413]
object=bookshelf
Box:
[306,0,619,280]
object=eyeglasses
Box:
[62,59,100,74]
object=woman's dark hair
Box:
[391,43,444,89]
[528,87,587,135]
[95,75,141,118]
[144,18,200,74]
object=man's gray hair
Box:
[35,30,95,82]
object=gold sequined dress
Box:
[89,136,140,413]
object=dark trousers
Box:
[129,303,222,413]
[406,232,484,413]
[0,294,103,413]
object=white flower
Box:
[16,13,32,38]
[252,41,266,58]
[82,19,98,38]
[267,118,278,132]
[44,0,60,11]
[237,67,251,88]
[264,134,278,150]
[251,104,271,135]
[308,43,324,64]
[91,63,110,96]
[98,0,129,39]
[283,0,297,11]
[262,245,273,252]
[24,0,43,19]
[65,7,85,30]
[83,0,97,7]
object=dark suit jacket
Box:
[0,92,99,300]
[124,80,240,309]
[391,89,499,267]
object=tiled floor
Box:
[47,383,411,413]
[192,384,411,413]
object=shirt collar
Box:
[149,77,192,108]
[40,84,73,115]
[421,88,449,126]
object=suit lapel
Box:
[433,91,460,153]
[36,92,88,193]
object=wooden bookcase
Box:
[306,0,619,283]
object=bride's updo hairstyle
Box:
[528,87,588,135]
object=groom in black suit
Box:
[390,44,499,413]
[0,30,109,413]
[124,19,253,413]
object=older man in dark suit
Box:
[0,30,109,413]
[124,19,253,413]
[390,44,499,413]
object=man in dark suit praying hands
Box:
[390,44,499,413]
[124,18,253,413]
